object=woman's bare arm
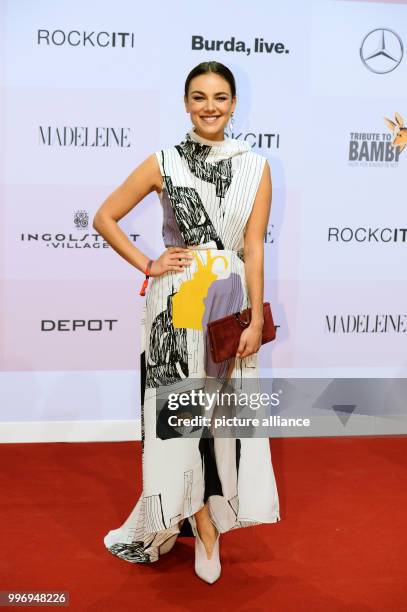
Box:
[92,153,163,272]
[243,160,272,328]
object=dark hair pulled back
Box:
[184,61,236,98]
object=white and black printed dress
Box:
[104,127,281,564]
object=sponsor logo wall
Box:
[0,0,405,440]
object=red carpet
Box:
[1,436,406,611]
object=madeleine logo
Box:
[384,112,407,156]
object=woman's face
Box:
[184,72,236,141]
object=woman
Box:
[94,61,280,584]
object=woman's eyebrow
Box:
[190,90,230,95]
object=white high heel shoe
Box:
[193,517,221,584]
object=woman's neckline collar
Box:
[188,127,228,147]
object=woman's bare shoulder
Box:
[139,153,165,194]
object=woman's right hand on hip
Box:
[150,246,194,277]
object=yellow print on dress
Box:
[172,249,228,330]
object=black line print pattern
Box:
[107,529,177,565]
[176,135,233,198]
[161,150,224,248]
[163,174,224,248]
[146,293,189,389]
[184,469,193,516]
[199,436,223,503]
[143,494,167,533]
[103,133,281,567]
[228,494,239,519]
[106,541,151,564]
[169,513,182,527]
[140,349,146,413]
[236,438,241,476]
[131,501,147,542]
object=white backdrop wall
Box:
[1,0,406,442]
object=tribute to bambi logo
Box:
[384,112,407,156]
[348,112,406,166]
[360,28,403,74]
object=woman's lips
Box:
[200,116,221,123]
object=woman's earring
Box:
[228,113,234,133]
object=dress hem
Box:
[104,507,281,565]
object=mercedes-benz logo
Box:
[360,28,403,74]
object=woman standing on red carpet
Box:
[93,61,280,584]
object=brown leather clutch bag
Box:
[207,302,276,363]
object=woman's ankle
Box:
[197,521,217,538]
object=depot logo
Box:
[41,320,118,331]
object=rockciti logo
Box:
[328,226,407,243]
[37,30,135,47]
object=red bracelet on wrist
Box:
[139,259,154,296]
